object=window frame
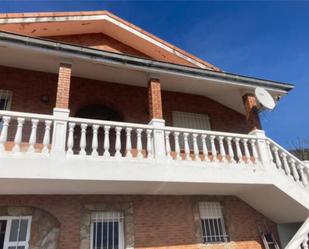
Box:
[0,216,32,249]
[0,90,13,111]
[90,211,125,249]
[198,202,229,244]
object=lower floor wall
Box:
[0,195,279,249]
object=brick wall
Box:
[56,63,72,109]
[47,33,150,59]
[0,65,252,134]
[0,195,279,249]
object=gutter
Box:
[0,31,294,92]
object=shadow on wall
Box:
[0,206,60,249]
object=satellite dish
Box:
[255,87,276,110]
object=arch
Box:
[75,104,124,122]
[0,206,60,249]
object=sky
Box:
[0,0,308,148]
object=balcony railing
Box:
[0,110,308,190]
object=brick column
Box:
[242,93,261,131]
[51,63,72,158]
[55,63,72,109]
[148,78,163,120]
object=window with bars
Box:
[199,202,228,243]
[172,111,211,149]
[91,211,124,249]
[0,216,32,249]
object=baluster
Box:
[281,152,291,176]
[272,146,282,170]
[125,128,132,158]
[242,138,251,164]
[301,236,309,249]
[28,119,39,153]
[234,138,243,163]
[174,132,181,160]
[91,125,99,157]
[0,116,10,152]
[192,134,200,161]
[115,127,122,158]
[250,139,259,164]
[183,133,191,160]
[201,135,209,162]
[103,126,110,158]
[298,164,308,187]
[79,123,87,156]
[266,140,274,162]
[226,137,236,163]
[42,120,52,155]
[136,129,143,158]
[12,117,25,153]
[165,131,172,159]
[67,122,75,156]
[218,136,226,162]
[210,135,218,162]
[289,158,300,182]
[146,129,153,159]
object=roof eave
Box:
[0,31,294,93]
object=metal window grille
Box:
[172,111,211,150]
[91,211,124,249]
[0,90,12,111]
[199,202,229,243]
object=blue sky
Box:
[0,1,308,147]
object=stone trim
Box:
[191,197,230,249]
[80,202,134,249]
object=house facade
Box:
[0,11,308,249]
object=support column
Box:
[55,63,72,109]
[148,78,163,120]
[242,93,261,131]
[148,78,166,160]
[51,63,72,157]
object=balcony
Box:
[0,110,309,222]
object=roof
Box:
[0,10,220,71]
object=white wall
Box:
[278,223,302,247]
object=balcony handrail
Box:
[163,125,258,139]
[0,110,55,121]
[267,137,307,168]
[68,117,154,130]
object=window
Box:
[0,216,32,249]
[91,211,124,249]
[172,111,211,149]
[0,90,12,111]
[199,202,228,243]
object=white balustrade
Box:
[250,139,259,164]
[66,117,154,160]
[0,111,54,155]
[210,135,218,162]
[267,138,309,189]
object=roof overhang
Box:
[0,11,219,70]
[0,31,294,114]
